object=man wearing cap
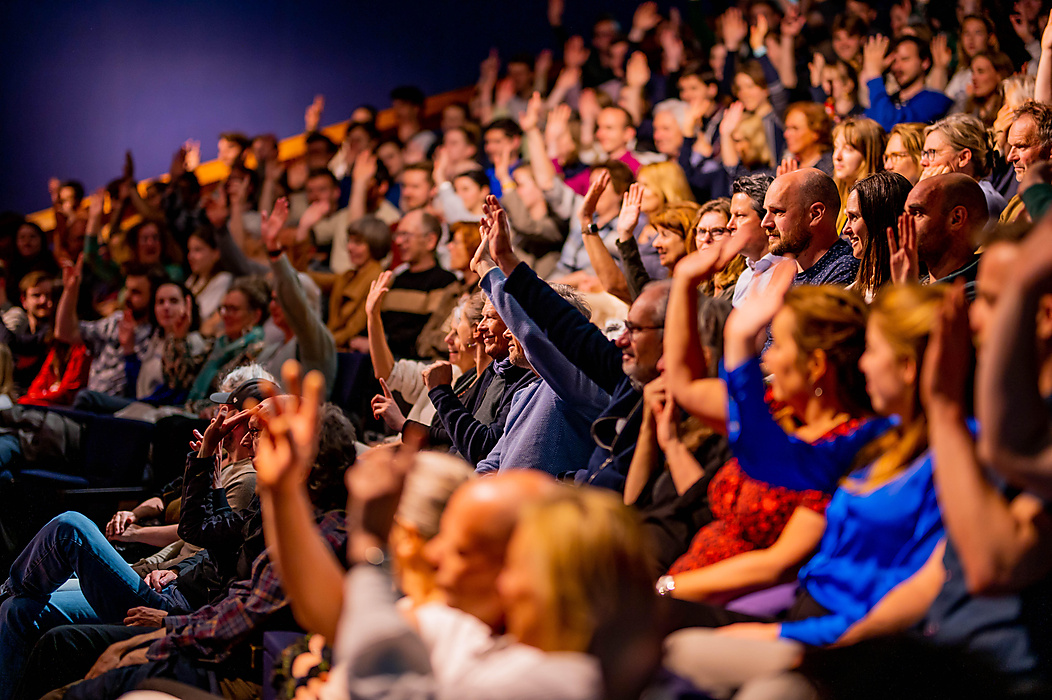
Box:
[0,377,277,697]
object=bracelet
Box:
[656,575,676,596]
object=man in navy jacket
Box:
[478,195,667,492]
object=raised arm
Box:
[54,257,83,345]
[523,92,558,192]
[1037,10,1052,105]
[580,173,633,303]
[978,211,1052,497]
[365,270,396,381]
[928,283,1052,593]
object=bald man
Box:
[761,169,859,286]
[905,172,987,295]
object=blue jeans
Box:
[0,511,190,700]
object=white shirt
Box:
[732,253,785,308]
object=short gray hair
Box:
[218,364,277,393]
[653,99,688,127]
[550,283,592,321]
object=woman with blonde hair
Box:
[921,113,1007,219]
[635,161,696,246]
[883,122,925,185]
[832,118,886,232]
[719,104,777,183]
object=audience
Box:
[10,3,1052,697]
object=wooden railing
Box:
[26,85,476,231]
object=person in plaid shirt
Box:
[25,394,356,699]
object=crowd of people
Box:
[3,0,1052,697]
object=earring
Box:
[814,386,823,397]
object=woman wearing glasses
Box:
[920,113,1007,221]
[883,123,925,185]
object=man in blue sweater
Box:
[476,195,667,492]
[862,35,953,132]
[473,261,611,476]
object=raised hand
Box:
[61,254,84,289]
[749,12,769,52]
[563,35,590,70]
[888,214,919,285]
[48,177,61,206]
[782,5,805,38]
[861,34,891,81]
[673,233,747,283]
[305,94,325,133]
[299,200,332,241]
[183,139,201,172]
[632,2,662,37]
[777,157,801,176]
[625,51,651,88]
[721,8,749,52]
[580,169,611,228]
[616,182,645,240]
[1042,8,1052,51]
[352,148,378,184]
[535,49,553,80]
[479,48,500,87]
[470,221,497,277]
[578,88,601,124]
[204,187,229,228]
[123,150,135,181]
[255,360,325,493]
[197,404,254,458]
[87,188,106,223]
[365,270,393,317]
[519,91,543,133]
[371,377,407,431]
[545,102,572,143]
[495,77,516,107]
[659,24,685,73]
[720,101,746,136]
[931,34,952,70]
[261,197,291,251]
[808,52,827,89]
[920,281,972,413]
[482,194,517,269]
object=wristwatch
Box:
[586,222,600,235]
[656,574,676,596]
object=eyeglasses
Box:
[219,304,247,315]
[696,227,729,239]
[623,320,664,337]
[921,147,955,162]
[884,151,911,162]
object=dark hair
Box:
[188,225,227,276]
[390,85,426,107]
[219,132,251,149]
[155,278,201,333]
[306,132,338,155]
[306,168,339,188]
[16,221,46,256]
[453,169,491,191]
[402,161,435,186]
[484,118,523,140]
[448,123,482,153]
[832,12,868,37]
[378,135,404,151]
[228,276,272,324]
[732,173,774,217]
[175,171,201,198]
[308,403,358,511]
[593,160,635,196]
[126,220,183,267]
[892,36,932,69]
[347,216,393,261]
[123,262,170,327]
[348,120,380,144]
[60,180,85,203]
[850,171,913,299]
[353,104,379,125]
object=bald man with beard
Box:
[761,169,859,286]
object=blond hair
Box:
[924,113,992,177]
[848,284,947,490]
[636,161,696,210]
[514,487,656,655]
[733,112,774,168]
[397,452,475,540]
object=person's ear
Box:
[807,347,828,387]
[957,148,973,171]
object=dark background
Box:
[0,0,649,214]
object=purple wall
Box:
[0,0,644,214]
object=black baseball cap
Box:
[210,377,280,411]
